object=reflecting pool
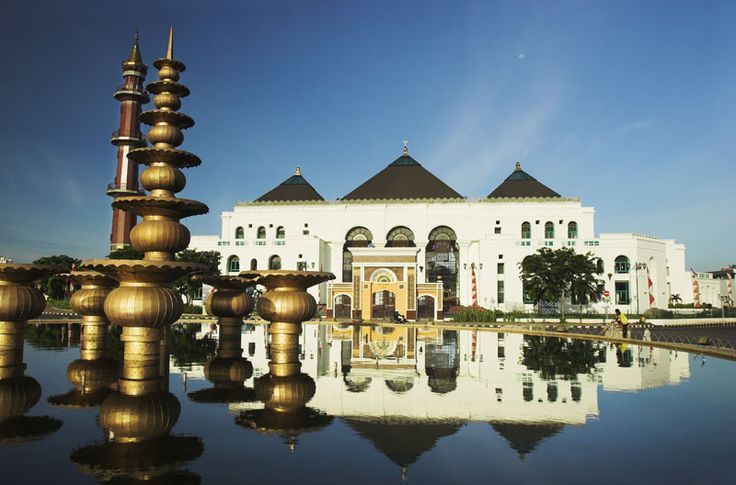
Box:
[2,323,735,484]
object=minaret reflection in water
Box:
[236,270,335,451]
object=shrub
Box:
[643,308,674,319]
[447,306,497,322]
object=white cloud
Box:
[620,120,653,132]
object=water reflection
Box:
[71,324,202,482]
[0,321,62,443]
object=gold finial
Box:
[166,26,174,59]
[294,166,302,176]
[126,29,143,65]
[515,161,521,171]
[402,138,408,155]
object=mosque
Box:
[189,146,698,319]
[102,32,718,320]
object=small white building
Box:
[190,148,706,318]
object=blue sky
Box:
[0,0,733,269]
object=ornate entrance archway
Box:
[372,290,396,319]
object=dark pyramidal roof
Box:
[488,162,560,198]
[342,148,463,200]
[490,422,564,459]
[256,167,324,202]
[343,417,463,467]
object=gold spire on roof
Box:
[402,138,409,155]
[294,166,302,176]
[126,30,143,65]
[166,26,174,59]
[515,162,522,171]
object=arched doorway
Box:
[417,295,435,320]
[426,226,459,311]
[372,290,395,319]
[334,294,352,319]
[343,227,373,283]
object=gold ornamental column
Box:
[82,28,208,443]
[0,263,64,442]
[48,271,119,408]
[235,270,334,450]
[188,275,256,403]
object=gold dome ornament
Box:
[235,270,335,448]
[0,263,65,443]
[188,275,257,404]
[48,271,119,408]
[80,28,208,448]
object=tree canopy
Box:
[108,247,144,260]
[174,249,221,305]
[519,247,602,318]
[31,255,79,299]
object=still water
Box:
[2,323,735,484]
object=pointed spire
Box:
[126,30,143,65]
[166,26,174,59]
[515,161,522,171]
[294,166,302,176]
[402,138,409,155]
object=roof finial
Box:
[515,161,521,171]
[402,138,408,155]
[294,165,302,176]
[166,26,174,59]
[126,29,143,64]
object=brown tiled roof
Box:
[256,167,324,202]
[488,163,560,198]
[342,150,463,200]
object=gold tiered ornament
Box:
[81,27,208,444]
[0,263,65,442]
[48,271,119,408]
[235,270,335,450]
[188,275,257,403]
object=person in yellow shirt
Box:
[614,309,629,337]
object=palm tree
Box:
[669,293,682,306]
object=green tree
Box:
[174,249,221,305]
[519,247,602,319]
[521,336,603,380]
[32,255,79,299]
[108,247,144,260]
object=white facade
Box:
[191,196,695,315]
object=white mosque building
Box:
[190,147,706,320]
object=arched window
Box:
[544,222,554,239]
[250,258,257,270]
[567,221,578,239]
[235,227,245,239]
[614,255,630,274]
[257,226,266,239]
[386,226,416,247]
[521,222,531,239]
[343,227,373,283]
[268,255,281,270]
[426,226,459,312]
[227,256,240,273]
[276,226,285,239]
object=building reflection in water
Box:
[48,271,119,408]
[235,271,334,451]
[199,322,691,476]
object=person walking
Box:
[614,309,629,338]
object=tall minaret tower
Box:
[107,32,149,251]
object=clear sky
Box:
[0,0,733,269]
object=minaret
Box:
[107,32,149,251]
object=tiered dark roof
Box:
[342,149,463,200]
[490,422,564,459]
[488,163,560,198]
[255,167,324,202]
